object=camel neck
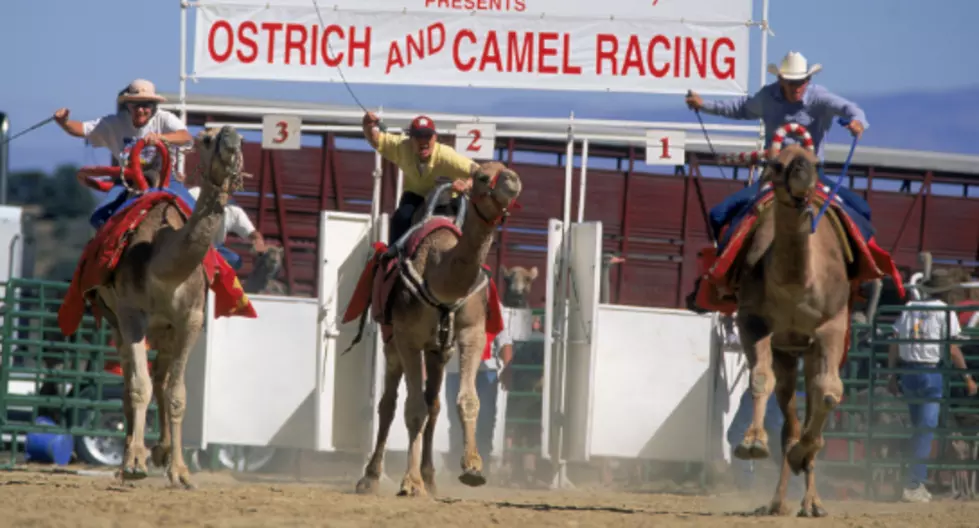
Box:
[153,181,229,282]
[770,200,813,287]
[428,201,498,302]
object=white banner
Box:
[192,0,753,95]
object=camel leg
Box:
[117,312,152,481]
[788,314,845,518]
[757,352,800,516]
[150,350,173,470]
[162,319,203,490]
[734,315,776,460]
[456,326,487,487]
[394,333,429,497]
[420,350,446,495]
[356,341,403,494]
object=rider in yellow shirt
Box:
[362,112,479,244]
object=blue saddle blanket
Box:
[712,177,875,253]
[89,180,198,230]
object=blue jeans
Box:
[216,245,243,271]
[900,364,943,489]
[445,370,499,462]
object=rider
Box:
[686,51,871,242]
[684,51,871,312]
[54,79,194,224]
[361,111,480,245]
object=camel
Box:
[355,161,522,497]
[501,265,538,307]
[88,127,247,488]
[731,143,850,517]
[244,245,286,295]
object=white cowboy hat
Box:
[767,51,822,81]
[117,79,167,104]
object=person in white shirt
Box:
[186,185,267,270]
[53,79,194,226]
[888,268,977,503]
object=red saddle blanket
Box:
[58,191,258,337]
[342,217,504,362]
[692,186,904,364]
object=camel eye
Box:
[476,172,491,184]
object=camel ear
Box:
[501,265,510,277]
[529,266,539,280]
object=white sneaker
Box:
[902,485,932,503]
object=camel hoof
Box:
[355,476,381,495]
[396,484,428,498]
[458,469,486,488]
[798,504,828,518]
[787,442,817,475]
[734,441,770,460]
[120,467,148,481]
[151,445,171,468]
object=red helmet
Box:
[409,115,436,137]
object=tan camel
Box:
[501,265,538,307]
[732,143,849,517]
[92,127,247,488]
[355,161,522,497]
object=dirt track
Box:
[2,468,979,528]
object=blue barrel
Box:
[25,416,74,466]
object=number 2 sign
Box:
[262,114,302,150]
[453,123,496,160]
[644,130,687,166]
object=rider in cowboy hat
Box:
[54,78,193,164]
[683,52,874,313]
[361,111,480,245]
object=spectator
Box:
[888,269,977,503]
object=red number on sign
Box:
[659,136,671,159]
[273,121,289,144]
[466,129,482,152]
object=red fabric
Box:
[956,300,979,329]
[58,192,257,337]
[482,267,504,361]
[342,242,388,324]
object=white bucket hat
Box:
[767,51,822,81]
[117,79,167,104]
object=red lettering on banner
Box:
[237,22,259,63]
[561,34,581,74]
[208,20,234,62]
[285,24,307,65]
[349,27,371,67]
[321,25,344,67]
[507,32,533,72]
[593,33,737,79]
[386,43,405,74]
[454,29,477,71]
[309,24,318,65]
[429,23,446,54]
[480,31,502,71]
[712,38,736,80]
[425,0,525,11]
[537,32,558,74]
[261,23,284,64]
[386,23,447,73]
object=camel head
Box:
[501,265,538,307]
[766,144,820,207]
[469,161,522,225]
[194,126,245,194]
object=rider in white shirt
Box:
[54,79,194,226]
[54,78,192,165]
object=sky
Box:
[2,0,978,172]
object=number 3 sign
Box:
[262,115,302,150]
[454,123,496,160]
[644,130,686,166]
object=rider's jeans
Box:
[900,364,942,489]
[216,244,243,271]
[389,192,426,246]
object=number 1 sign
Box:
[453,124,496,160]
[262,115,302,150]
[644,130,687,166]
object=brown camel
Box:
[355,161,522,497]
[92,127,247,488]
[501,265,538,307]
[732,143,850,517]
